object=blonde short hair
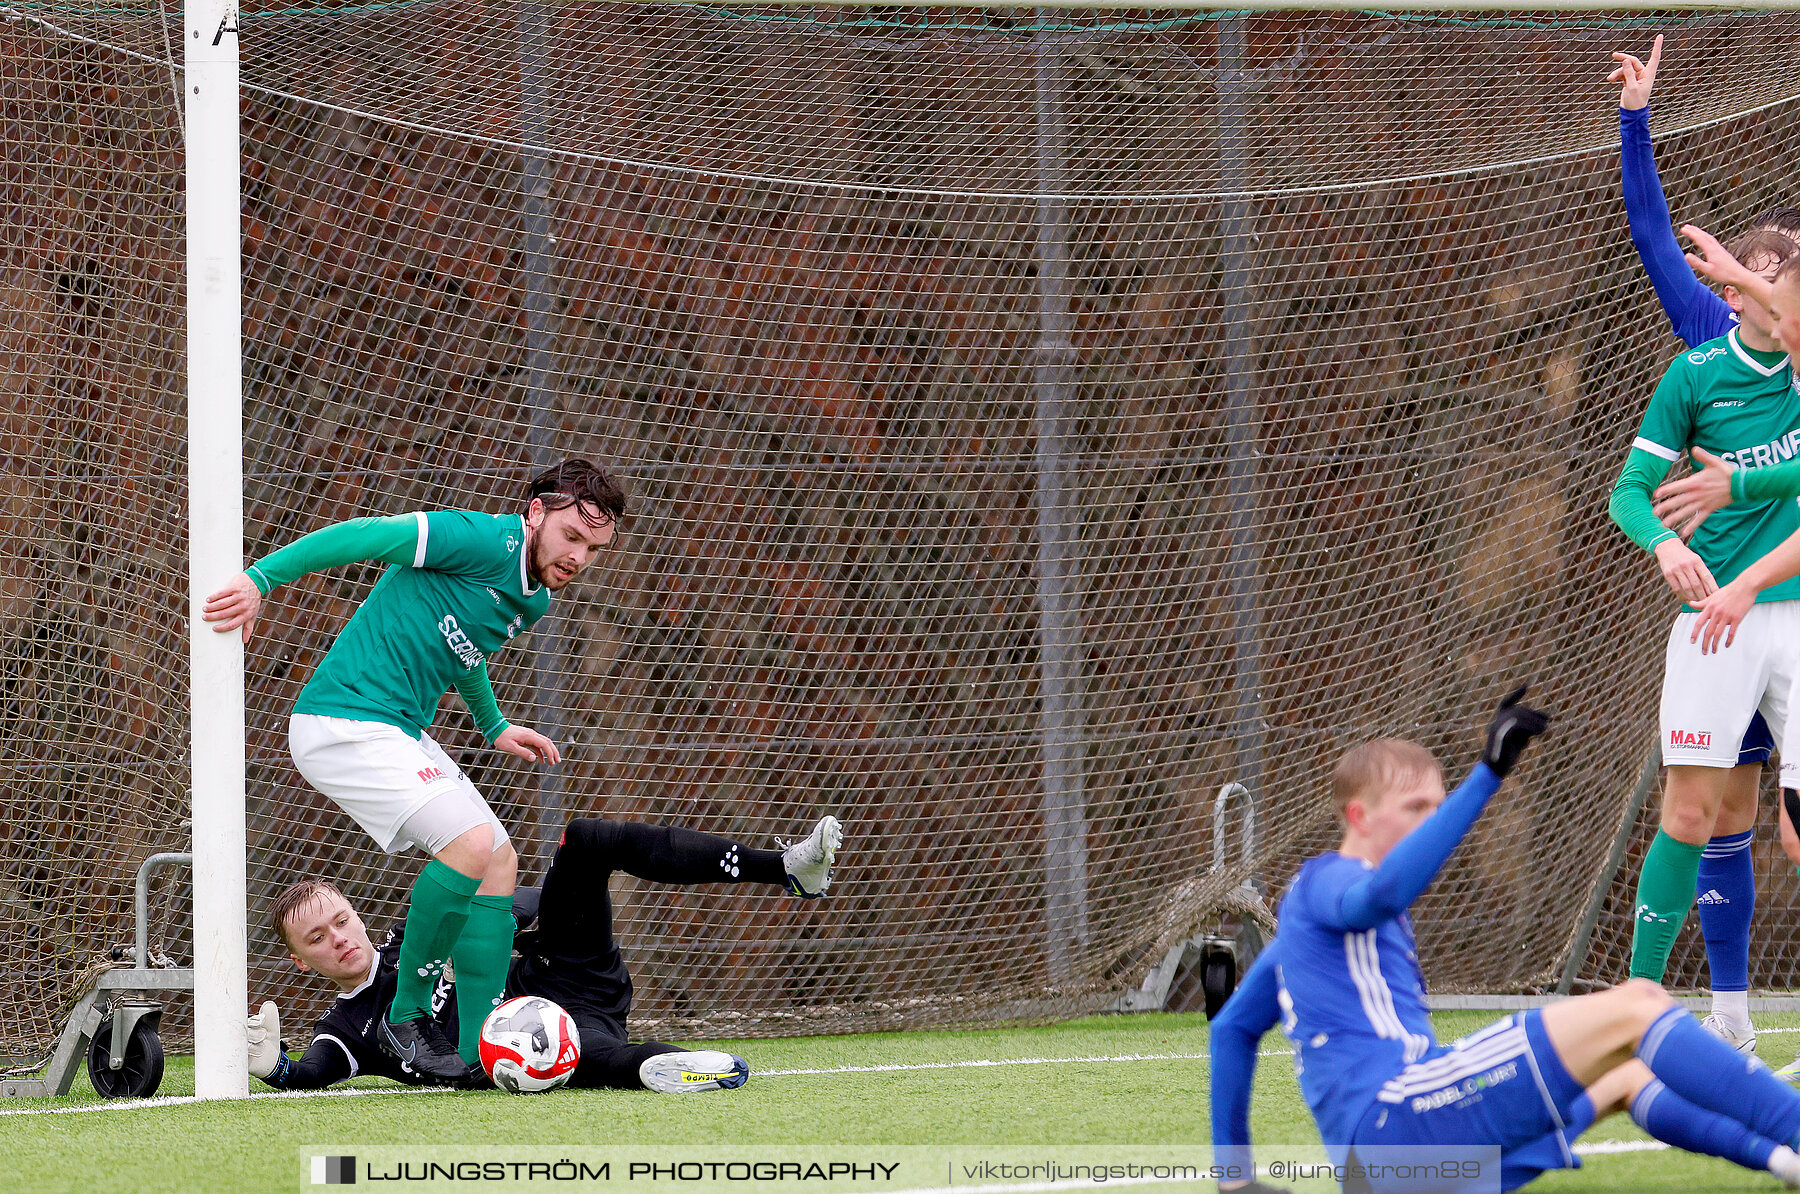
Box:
[1332,738,1443,819]
[269,878,348,950]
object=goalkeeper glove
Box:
[246,1000,291,1085]
[1482,684,1551,778]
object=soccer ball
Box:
[478,995,580,1093]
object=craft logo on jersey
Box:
[437,614,483,669]
[1669,729,1713,750]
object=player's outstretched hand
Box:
[1689,578,1755,655]
[1653,538,1719,605]
[1653,447,1735,537]
[1609,33,1661,111]
[1682,223,1766,299]
[496,724,561,766]
[1483,685,1551,778]
[246,999,284,1080]
[203,571,264,644]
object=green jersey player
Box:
[1652,228,1800,665]
[1608,228,1800,1047]
[204,459,624,1082]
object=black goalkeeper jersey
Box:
[280,925,461,1088]
[269,903,634,1089]
[262,821,761,1091]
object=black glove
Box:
[1482,684,1551,778]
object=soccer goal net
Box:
[5,3,1800,1072]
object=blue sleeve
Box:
[1210,945,1281,1181]
[1621,106,1735,347]
[1302,763,1504,932]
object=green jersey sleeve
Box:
[1609,363,1694,554]
[1734,456,1800,503]
[451,660,511,742]
[1609,450,1680,553]
[246,515,422,594]
[419,510,513,574]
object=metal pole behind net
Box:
[1218,16,1266,802]
[1033,13,1090,983]
[520,0,567,873]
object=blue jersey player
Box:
[1611,32,1800,1051]
[1211,688,1800,1192]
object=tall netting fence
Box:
[6,4,1800,1069]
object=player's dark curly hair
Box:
[528,459,626,528]
[1749,207,1800,238]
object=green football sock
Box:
[389,860,481,1024]
[1630,829,1706,982]
[451,893,517,1064]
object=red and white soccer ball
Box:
[478,995,580,1093]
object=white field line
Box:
[0,1082,456,1116]
[758,1052,1237,1076]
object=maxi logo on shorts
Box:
[1410,1060,1519,1113]
[1669,729,1714,750]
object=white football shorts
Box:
[289,714,511,856]
[1660,601,1800,772]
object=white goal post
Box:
[186,0,245,1100]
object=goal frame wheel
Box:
[1200,943,1240,1020]
[86,1004,166,1099]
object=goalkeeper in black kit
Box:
[245,814,842,1092]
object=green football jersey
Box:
[1624,328,1800,601]
[253,510,551,738]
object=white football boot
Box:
[1701,1013,1757,1056]
[779,815,842,899]
[639,1050,750,1093]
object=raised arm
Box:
[1612,37,1736,347]
[1306,691,1549,932]
[1210,945,1281,1190]
[204,513,425,642]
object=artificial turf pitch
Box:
[8,1010,1800,1193]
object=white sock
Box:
[1767,1144,1799,1178]
[1712,989,1751,1026]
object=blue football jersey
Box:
[1276,852,1448,1153]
